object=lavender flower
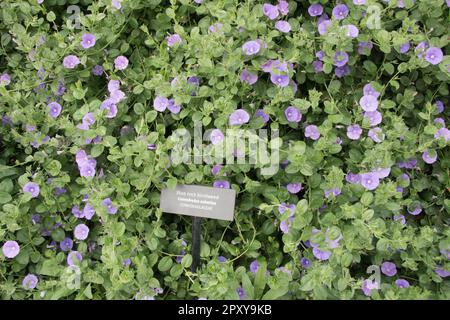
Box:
[167,99,181,114]
[80,33,96,49]
[236,287,245,299]
[114,56,129,70]
[23,182,40,198]
[0,73,11,86]
[424,47,443,65]
[286,183,302,194]
[211,164,223,176]
[92,65,103,76]
[210,129,224,145]
[47,102,62,118]
[399,42,410,54]
[240,69,258,85]
[278,0,289,15]
[360,172,380,190]
[343,24,359,38]
[381,262,397,276]
[347,124,362,140]
[74,224,89,241]
[262,4,279,20]
[434,128,450,141]
[2,240,20,258]
[254,109,269,123]
[358,41,373,55]
[67,251,83,266]
[242,40,261,56]
[435,100,444,114]
[318,19,332,36]
[422,150,437,164]
[308,4,323,17]
[249,260,259,273]
[362,279,379,296]
[83,203,96,220]
[407,203,422,216]
[275,21,291,33]
[213,180,230,189]
[153,96,169,112]
[332,4,349,20]
[312,247,332,261]
[167,34,182,47]
[312,60,323,72]
[364,110,382,126]
[304,125,320,140]
[395,279,410,288]
[270,73,290,87]
[63,55,80,69]
[60,238,73,252]
[346,172,361,184]
[360,95,378,112]
[284,106,302,122]
[229,109,250,125]
[333,51,349,67]
[102,198,118,214]
[353,0,366,4]
[300,257,311,269]
[218,256,227,263]
[22,274,39,290]
[393,214,406,225]
[368,127,384,143]
[435,266,450,278]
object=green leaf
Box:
[158,256,173,272]
[0,191,12,204]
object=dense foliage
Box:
[0,0,449,300]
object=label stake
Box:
[191,216,201,272]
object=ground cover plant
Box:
[0,0,449,300]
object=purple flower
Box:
[79,164,96,177]
[72,206,84,218]
[2,240,20,258]
[308,4,323,17]
[286,183,302,194]
[112,0,122,9]
[262,4,279,20]
[312,60,323,73]
[270,74,290,87]
[435,100,444,114]
[312,247,332,261]
[399,42,410,54]
[249,260,259,273]
[123,258,132,266]
[362,279,379,296]
[211,164,223,176]
[23,182,40,198]
[407,203,422,216]
[47,102,62,118]
[335,65,351,78]
[102,198,118,214]
[114,56,129,70]
[395,279,410,288]
[208,23,223,33]
[368,127,384,143]
[343,24,359,38]
[74,224,89,241]
[236,287,245,300]
[213,180,230,189]
[82,203,96,220]
[22,274,39,290]
[364,110,382,126]
[324,188,341,198]
[92,65,103,76]
[346,172,361,184]
[100,99,118,118]
[254,109,269,123]
[63,55,80,69]
[80,33,96,49]
[300,257,311,269]
[153,96,169,112]
[333,51,348,67]
[318,19,332,36]
[275,21,291,33]
[242,40,261,56]
[240,69,258,85]
[347,124,362,140]
[0,73,11,86]
[434,128,450,141]
[422,150,437,164]
[218,256,227,263]
[358,41,373,55]
[60,238,73,252]
[167,99,181,114]
[393,214,406,225]
[435,266,450,278]
[353,0,366,5]
[359,95,378,112]
[360,172,380,190]
[284,106,302,123]
[381,262,397,276]
[424,47,443,65]
[67,251,83,266]
[304,125,320,140]
[373,167,391,179]
[78,112,96,130]
[229,109,250,125]
[167,34,182,47]
[210,129,224,145]
[332,4,349,20]
[278,0,289,15]
[415,41,429,58]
